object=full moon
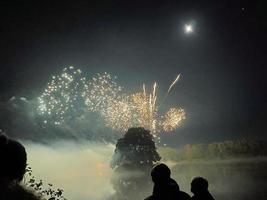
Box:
[184,24,193,34]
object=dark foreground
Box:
[170,157,267,200]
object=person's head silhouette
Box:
[191,177,209,195]
[145,163,191,200]
[0,134,27,182]
[151,163,171,184]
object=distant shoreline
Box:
[170,156,267,165]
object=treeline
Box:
[159,139,267,161]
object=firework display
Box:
[37,66,87,125]
[102,83,158,132]
[101,82,185,133]
[161,108,186,132]
[83,72,122,112]
[37,66,186,133]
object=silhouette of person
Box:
[0,134,27,182]
[0,133,42,200]
[145,163,190,200]
[190,177,215,200]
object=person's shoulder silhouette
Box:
[190,177,215,200]
[179,191,191,200]
[0,134,27,182]
[0,133,43,200]
[145,163,190,200]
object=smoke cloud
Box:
[19,140,267,200]
[0,97,119,142]
[23,140,116,200]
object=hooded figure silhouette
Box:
[145,163,190,200]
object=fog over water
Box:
[24,141,115,200]
[23,140,267,200]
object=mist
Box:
[23,140,116,200]
[21,140,267,200]
[164,157,267,200]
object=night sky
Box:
[0,1,267,145]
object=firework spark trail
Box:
[160,74,181,108]
[167,74,180,93]
[143,84,146,97]
[37,66,185,134]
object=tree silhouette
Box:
[111,127,161,200]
